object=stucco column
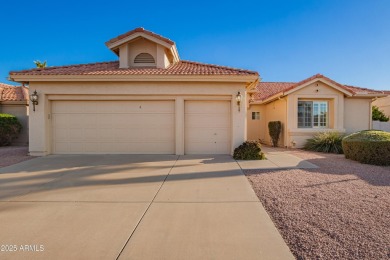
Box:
[231,89,246,154]
[175,97,184,155]
[29,93,49,156]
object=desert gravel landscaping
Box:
[0,146,34,168]
[246,148,390,260]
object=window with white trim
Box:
[298,101,328,128]
[252,112,260,120]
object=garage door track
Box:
[0,155,293,260]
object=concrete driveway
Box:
[0,155,293,260]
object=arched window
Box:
[134,53,155,64]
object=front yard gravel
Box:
[245,149,390,260]
[0,146,35,168]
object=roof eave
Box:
[106,32,175,56]
[9,74,258,83]
[351,93,388,98]
[258,92,285,104]
[284,78,353,97]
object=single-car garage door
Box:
[185,100,231,154]
[52,100,175,154]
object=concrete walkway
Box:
[237,146,318,170]
[0,155,294,260]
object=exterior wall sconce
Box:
[30,90,39,112]
[236,91,242,111]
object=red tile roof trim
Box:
[254,74,385,102]
[105,27,174,46]
[10,60,258,76]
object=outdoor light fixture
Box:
[236,91,242,111]
[30,90,39,112]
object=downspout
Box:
[369,97,378,130]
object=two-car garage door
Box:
[52,101,175,154]
[52,100,231,154]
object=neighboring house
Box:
[372,90,390,117]
[0,83,29,145]
[8,28,387,155]
[372,90,390,132]
[247,75,386,147]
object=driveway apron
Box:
[0,154,293,260]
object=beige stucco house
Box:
[10,28,258,156]
[247,74,387,147]
[9,28,387,155]
[0,83,29,145]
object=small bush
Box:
[342,130,390,166]
[0,114,22,146]
[372,106,389,122]
[304,131,345,154]
[268,121,282,147]
[233,140,266,160]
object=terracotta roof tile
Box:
[254,82,295,101]
[106,27,174,46]
[343,85,386,95]
[10,60,258,76]
[254,74,385,102]
[0,85,28,101]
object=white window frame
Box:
[252,112,260,120]
[298,101,328,128]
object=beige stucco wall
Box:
[247,99,286,147]
[263,99,287,146]
[286,81,345,148]
[247,104,266,141]
[28,81,247,156]
[0,101,29,145]
[344,98,372,133]
[372,96,390,117]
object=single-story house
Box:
[247,75,387,147]
[0,83,29,145]
[8,28,387,155]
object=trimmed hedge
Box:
[304,131,344,154]
[233,140,266,160]
[0,113,22,146]
[268,121,282,147]
[342,130,390,166]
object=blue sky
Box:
[1,0,389,90]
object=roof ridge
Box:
[105,27,175,46]
[259,81,296,84]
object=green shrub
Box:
[342,130,390,166]
[372,106,389,122]
[304,131,345,154]
[0,114,22,146]
[268,121,282,147]
[233,140,266,160]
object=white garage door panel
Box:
[52,101,175,154]
[185,101,231,154]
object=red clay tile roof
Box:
[343,85,387,95]
[10,60,258,76]
[0,84,28,101]
[254,74,385,102]
[253,82,295,101]
[106,27,174,46]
